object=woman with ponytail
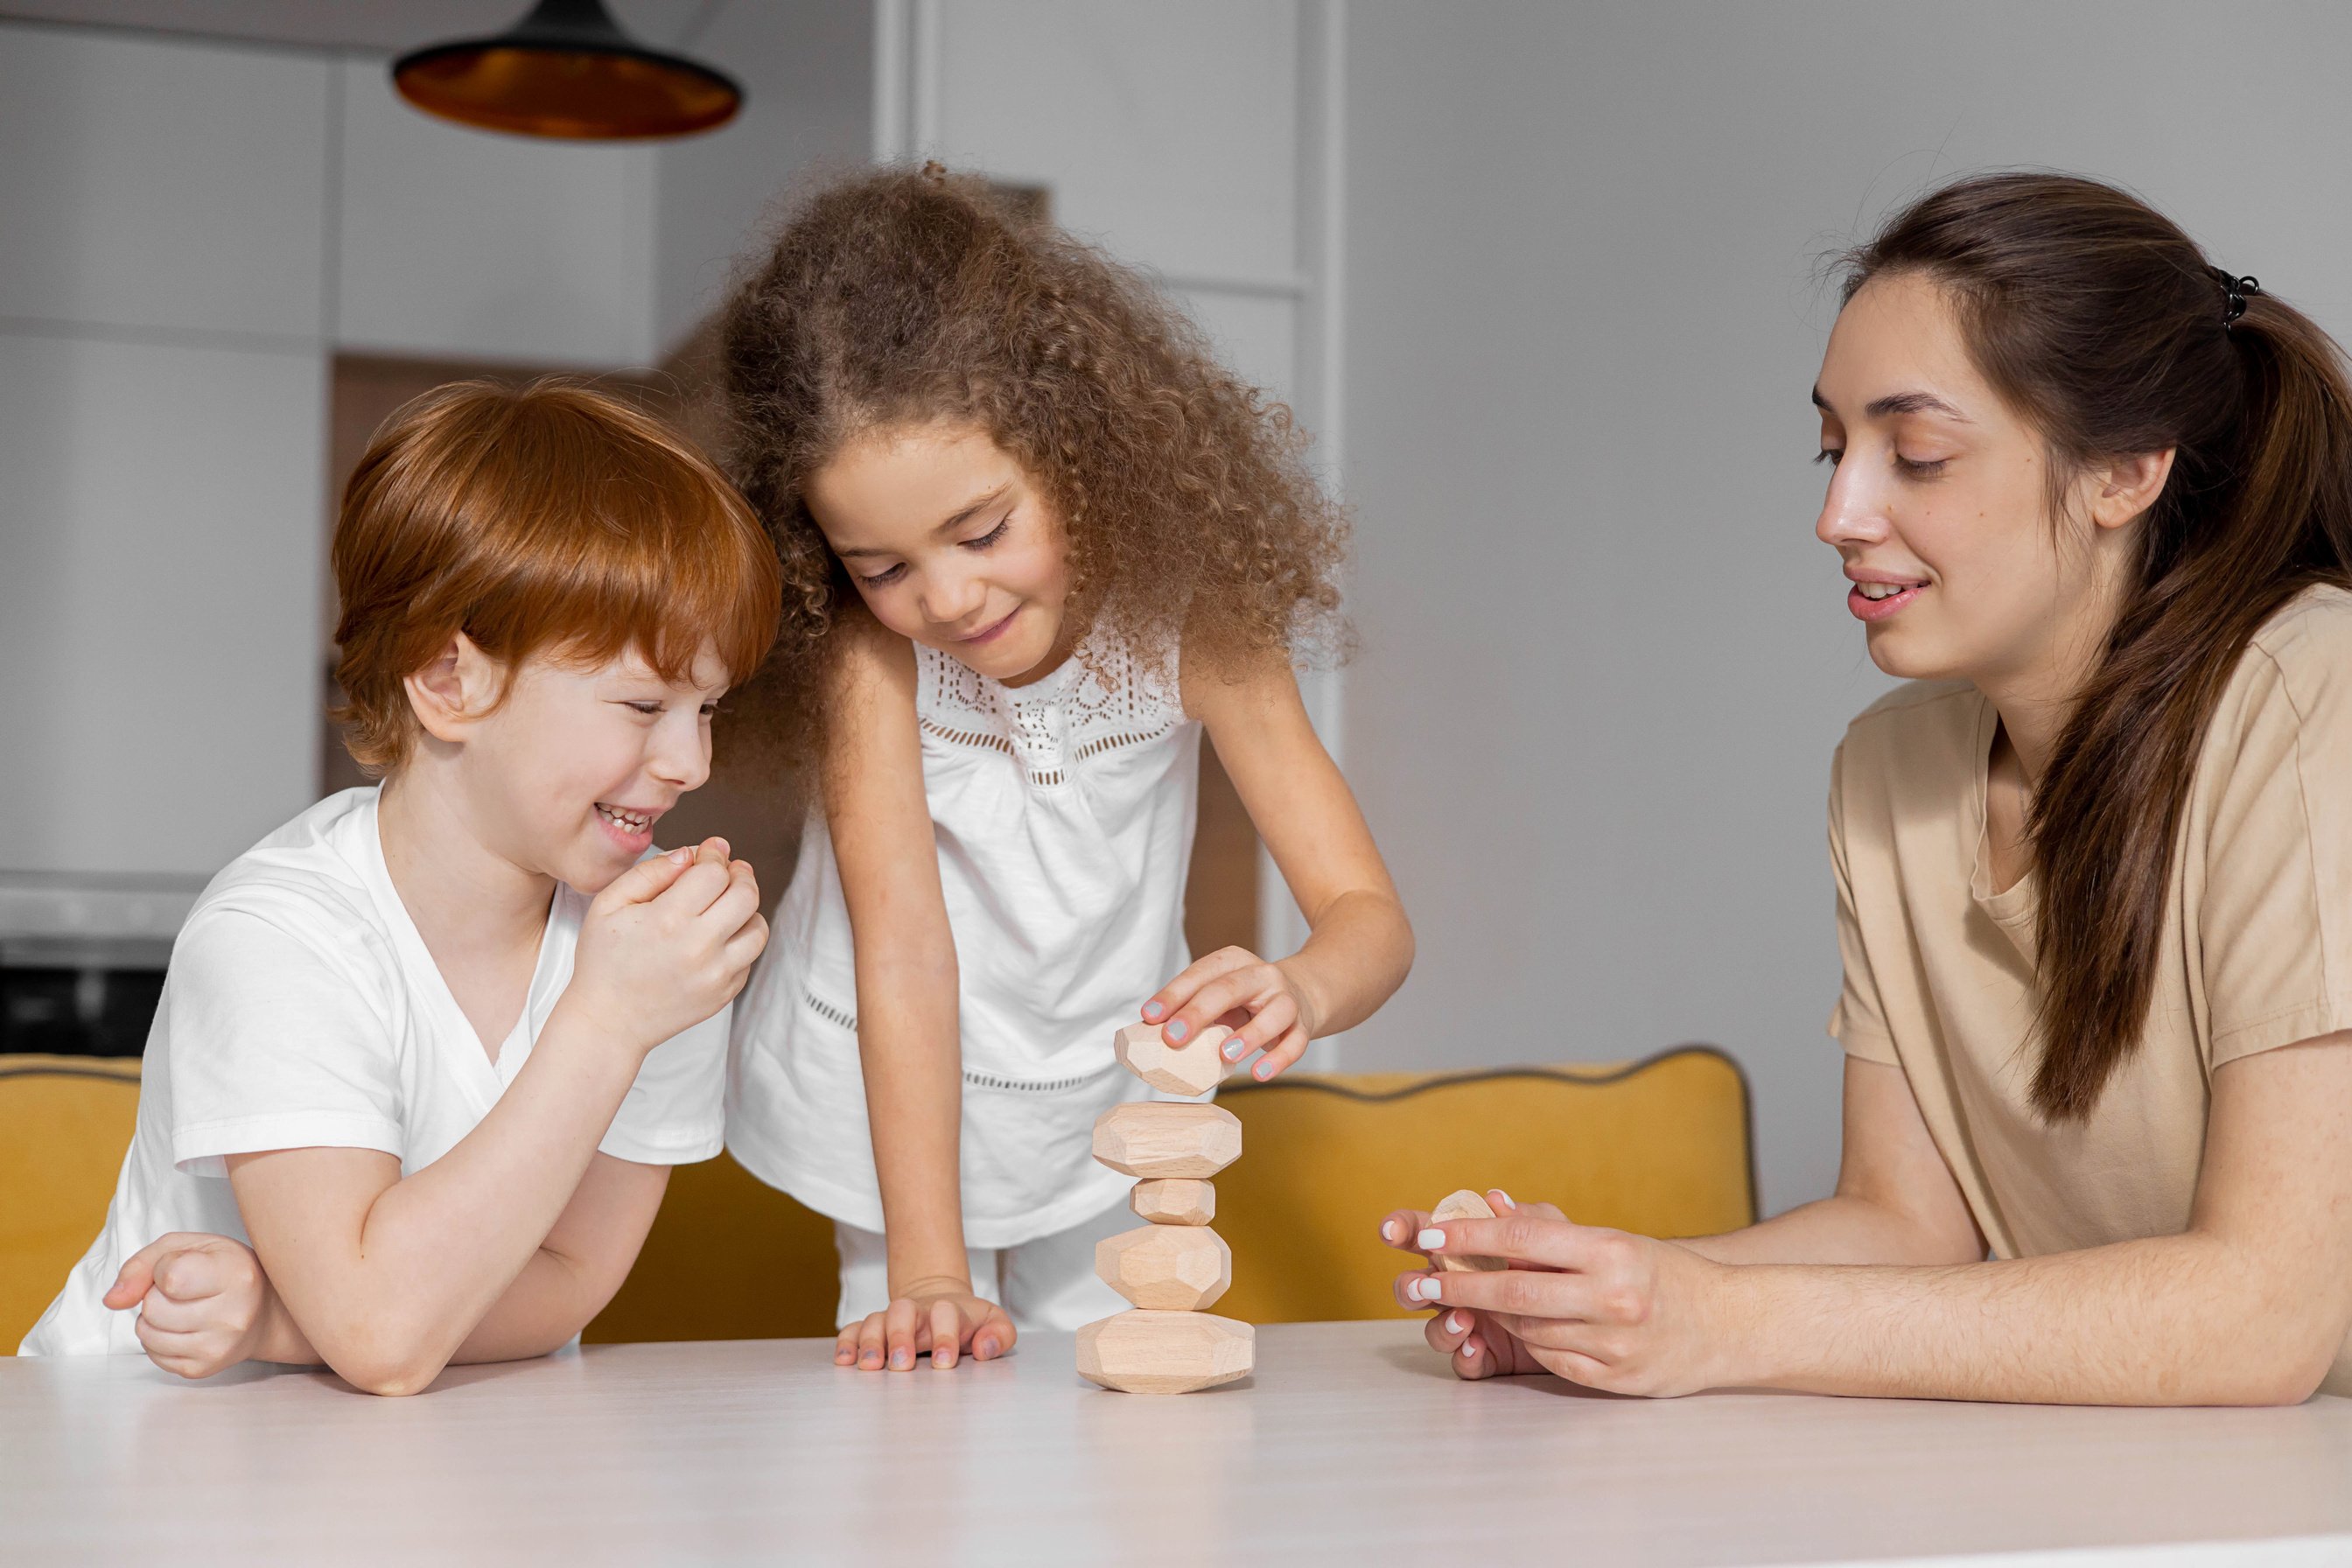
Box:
[1383,172,2352,1404]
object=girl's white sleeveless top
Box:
[726,634,1200,1248]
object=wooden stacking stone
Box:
[1091,1102,1241,1180]
[1112,1020,1230,1097]
[1096,1224,1231,1310]
[1075,1310,1254,1396]
[1079,1023,1256,1395]
[1431,1187,1508,1273]
[1130,1178,1214,1226]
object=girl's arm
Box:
[823,619,1014,1374]
[1151,651,1413,1076]
[1403,1031,2352,1405]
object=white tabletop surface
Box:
[4,1320,2349,1566]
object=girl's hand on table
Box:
[103,1232,271,1380]
[1384,1193,1739,1394]
[1142,947,1321,1082]
[836,1280,1015,1373]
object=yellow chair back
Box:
[1214,1047,1754,1323]
[1,1055,143,1351]
[2,1045,1753,1348]
[584,1152,841,1343]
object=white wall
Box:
[652,0,874,354]
[0,26,331,886]
[0,13,870,913]
[1336,0,2352,1211]
[336,56,660,368]
[878,0,1348,989]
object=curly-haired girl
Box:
[720,166,1413,1374]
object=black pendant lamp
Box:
[392,0,741,141]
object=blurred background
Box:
[5,1,2352,1218]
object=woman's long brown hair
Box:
[1844,173,2352,1120]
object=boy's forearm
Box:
[248,1004,642,1390]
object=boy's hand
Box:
[103,1233,270,1380]
[835,1280,1016,1374]
[570,836,768,1052]
[1141,946,1319,1082]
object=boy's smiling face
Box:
[409,639,726,893]
[807,421,1074,685]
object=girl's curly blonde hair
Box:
[720,164,1348,767]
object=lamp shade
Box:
[392,0,740,141]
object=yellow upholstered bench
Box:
[1,1054,144,1351]
[4,1046,1754,1348]
[593,1046,1754,1338]
[1214,1047,1755,1323]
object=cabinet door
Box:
[0,331,326,877]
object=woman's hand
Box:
[102,1232,273,1380]
[835,1278,1015,1373]
[1143,947,1322,1082]
[1382,1195,1742,1396]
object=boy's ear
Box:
[403,633,502,744]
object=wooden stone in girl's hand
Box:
[1092,1102,1242,1178]
[1113,1020,1230,1096]
[1431,1188,1508,1273]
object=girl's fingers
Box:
[972,1303,1015,1361]
[1142,948,1259,1033]
[855,1312,887,1371]
[883,1297,923,1370]
[928,1298,962,1370]
[835,1324,859,1366]
[1247,1025,1311,1081]
[135,1288,216,1335]
[1163,967,1273,1046]
[1222,993,1298,1065]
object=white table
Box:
[4,1320,2348,1565]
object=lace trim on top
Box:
[919,639,1180,788]
[800,984,1124,1094]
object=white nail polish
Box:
[1416,1228,1446,1250]
[1460,1340,1480,1358]
[1446,1312,1468,1334]
[1411,1276,1442,1301]
[1223,1040,1245,1060]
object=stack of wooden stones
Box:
[1074,1021,1254,1395]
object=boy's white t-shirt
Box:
[18,787,727,1356]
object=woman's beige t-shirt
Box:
[1828,584,2352,1397]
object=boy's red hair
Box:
[332,379,781,774]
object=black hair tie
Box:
[2216,270,2260,332]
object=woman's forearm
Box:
[1725,1233,2339,1404]
[1278,887,1413,1038]
[1682,1193,1982,1267]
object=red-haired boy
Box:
[21,382,780,1394]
